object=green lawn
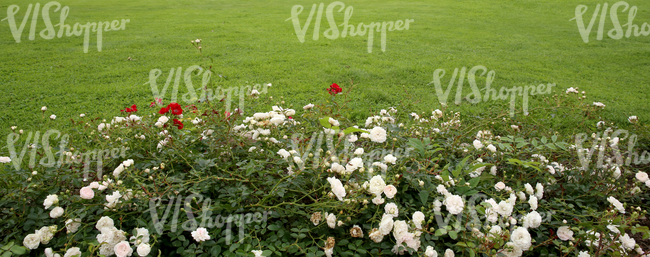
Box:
[1,0,649,141]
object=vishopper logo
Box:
[148,194,272,245]
[575,128,649,169]
[571,1,650,43]
[1,1,130,53]
[5,129,129,179]
[146,65,272,113]
[287,1,415,53]
[429,65,555,117]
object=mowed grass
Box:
[0,0,649,144]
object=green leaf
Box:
[10,245,27,255]
[435,228,447,236]
[268,224,280,231]
[342,127,369,135]
[419,190,429,205]
[319,117,332,129]
[468,177,481,188]
[449,231,458,239]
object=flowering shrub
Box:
[0,84,649,257]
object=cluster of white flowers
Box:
[95,216,130,256]
[23,225,57,250]
[566,87,579,94]
[113,159,134,178]
[593,102,606,108]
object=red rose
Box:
[327,83,342,95]
[169,103,183,115]
[159,103,182,115]
[159,106,170,114]
[173,119,184,130]
[121,104,138,113]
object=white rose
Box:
[636,172,649,183]
[79,185,93,199]
[436,185,449,196]
[473,140,483,150]
[252,250,264,257]
[620,233,636,249]
[443,194,464,215]
[524,183,534,195]
[330,163,345,174]
[486,144,497,152]
[277,149,290,159]
[369,229,384,243]
[136,244,151,256]
[497,201,514,217]
[444,249,455,257]
[384,185,397,199]
[369,127,387,143]
[425,246,437,257]
[412,211,425,229]
[346,157,364,173]
[123,159,134,167]
[577,251,590,257]
[502,242,522,257]
[39,226,55,244]
[66,219,81,234]
[372,196,385,205]
[23,233,40,249]
[528,195,538,211]
[326,213,336,228]
[392,220,409,241]
[64,247,82,257]
[327,177,346,201]
[384,203,399,217]
[354,148,364,155]
[0,156,11,163]
[368,176,387,197]
[489,225,502,237]
[50,207,64,218]
[495,182,506,191]
[113,164,125,178]
[43,194,59,209]
[384,154,397,164]
[157,116,169,124]
[557,226,573,241]
[191,227,211,242]
[303,103,314,110]
[607,196,625,214]
[96,216,115,231]
[535,183,544,199]
[511,227,532,250]
[379,214,394,235]
[522,211,542,228]
[114,241,133,257]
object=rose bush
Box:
[0,83,649,257]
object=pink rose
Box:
[80,186,94,199]
[383,185,397,199]
[114,241,133,257]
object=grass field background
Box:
[0,0,649,143]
